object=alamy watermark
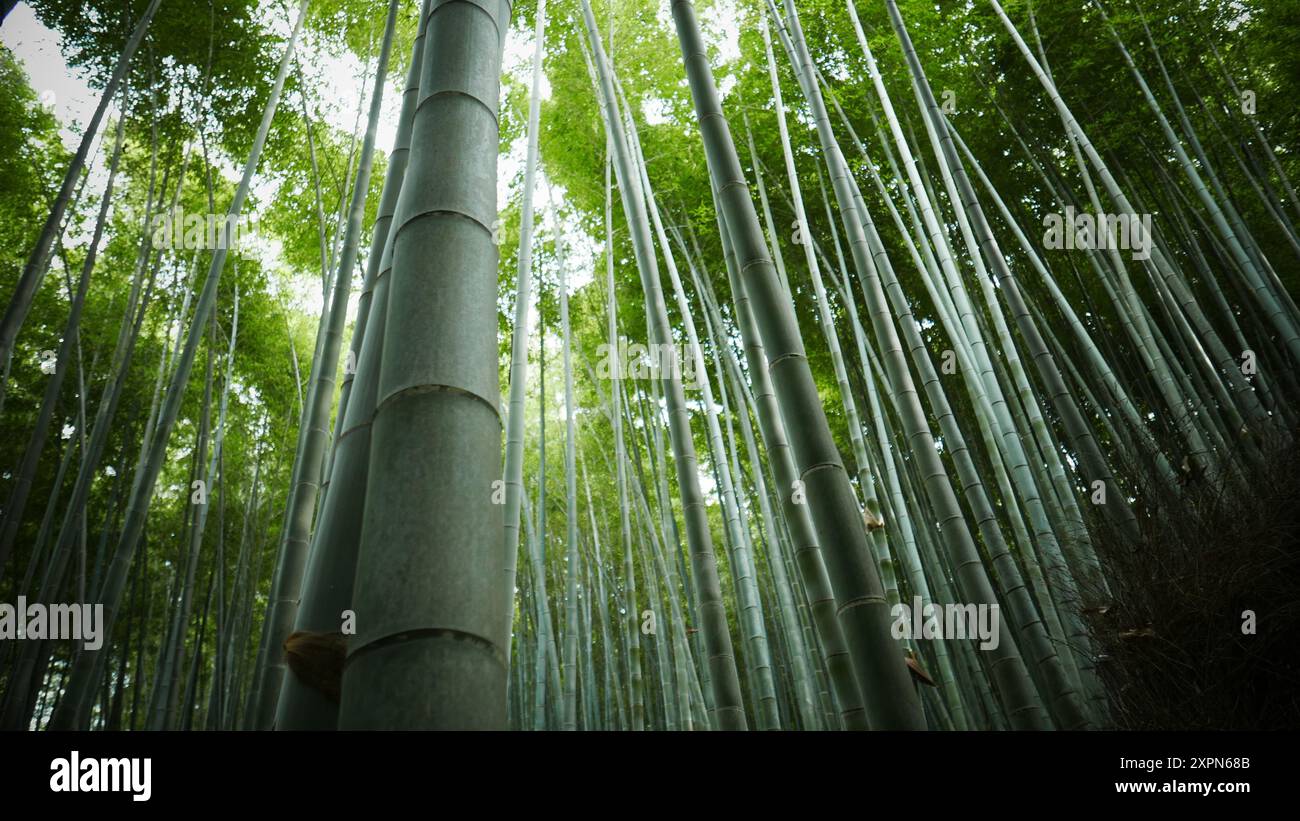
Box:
[150,205,259,251]
[1043,205,1152,261]
[0,597,105,650]
[595,339,699,388]
[891,596,1000,650]
[50,751,151,801]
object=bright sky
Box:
[2,4,105,151]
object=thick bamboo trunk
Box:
[336,0,512,730]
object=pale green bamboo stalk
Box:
[689,251,822,729]
[622,90,779,730]
[945,125,1176,483]
[675,0,922,729]
[49,0,309,730]
[269,0,410,730]
[1090,0,1298,375]
[908,95,1105,609]
[677,215,868,730]
[581,0,747,730]
[558,210,580,732]
[990,0,1268,434]
[841,1,1100,614]
[0,0,163,395]
[502,0,548,659]
[756,28,898,613]
[338,0,512,730]
[807,183,977,727]
[578,441,624,730]
[774,0,1051,728]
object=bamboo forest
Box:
[0,0,1298,735]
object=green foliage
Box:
[3,0,1298,730]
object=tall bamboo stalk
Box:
[47,0,309,731]
[580,0,747,730]
[674,0,923,729]
[337,0,512,730]
[0,0,162,399]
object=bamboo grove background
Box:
[0,0,1298,731]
